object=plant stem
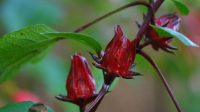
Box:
[85,84,109,112]
[85,74,116,112]
[135,0,164,44]
[80,105,86,112]
[74,1,150,33]
[139,40,152,49]
[138,50,182,112]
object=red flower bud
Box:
[94,25,140,79]
[56,53,97,105]
[66,54,96,102]
[145,27,177,53]
[145,14,180,53]
[155,14,180,31]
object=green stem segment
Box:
[138,50,182,112]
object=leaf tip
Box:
[171,0,190,16]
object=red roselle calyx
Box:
[155,14,180,31]
[92,25,140,79]
[56,54,97,105]
[144,14,181,53]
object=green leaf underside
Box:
[151,25,199,47]
[171,0,189,15]
[0,24,102,83]
[0,101,53,112]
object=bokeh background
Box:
[0,0,200,112]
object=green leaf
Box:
[171,0,189,15]
[151,25,199,47]
[0,101,54,112]
[42,32,102,52]
[0,24,102,83]
[0,24,56,83]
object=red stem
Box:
[135,0,164,45]
[85,74,116,112]
[138,50,182,112]
[85,85,109,112]
[74,1,150,33]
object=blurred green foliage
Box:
[1,0,63,32]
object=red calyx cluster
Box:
[54,0,187,111]
[145,14,180,53]
[57,14,181,110]
[55,15,183,112]
[56,26,142,110]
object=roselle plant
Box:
[0,0,199,112]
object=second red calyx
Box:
[92,25,141,79]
